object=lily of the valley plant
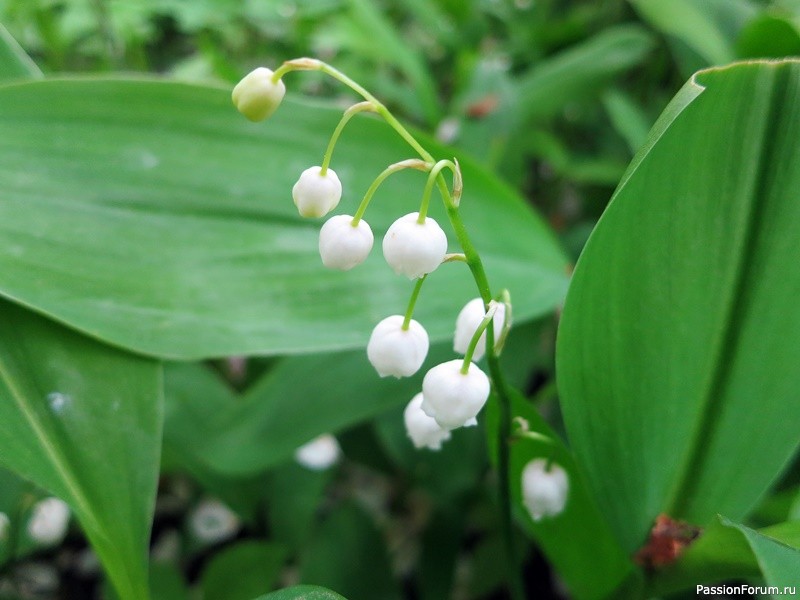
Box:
[232,59,565,598]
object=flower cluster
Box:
[232,64,511,454]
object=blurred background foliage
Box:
[0,0,799,599]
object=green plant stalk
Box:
[461,304,498,373]
[274,58,525,600]
[402,275,427,330]
[321,101,376,175]
[418,160,456,222]
[352,160,427,224]
[486,323,526,600]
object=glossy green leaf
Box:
[651,517,800,595]
[733,521,800,595]
[201,541,287,600]
[485,391,633,600]
[150,562,190,600]
[255,586,347,600]
[0,78,567,360]
[266,463,333,550]
[0,22,41,82]
[299,502,399,600]
[166,343,458,476]
[557,60,800,553]
[375,405,486,502]
[736,14,800,59]
[0,300,162,600]
[516,25,655,123]
[0,466,35,565]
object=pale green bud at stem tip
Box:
[232,67,286,122]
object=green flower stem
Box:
[320,101,376,176]
[274,58,524,600]
[352,159,429,225]
[461,303,498,374]
[402,275,427,330]
[418,160,457,223]
[486,323,526,600]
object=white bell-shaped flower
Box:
[231,67,286,122]
[521,459,569,521]
[404,393,451,450]
[295,434,341,470]
[382,212,448,279]
[189,498,240,543]
[420,359,490,429]
[292,166,342,218]
[367,315,429,378]
[319,215,374,270]
[453,298,507,361]
[27,497,70,545]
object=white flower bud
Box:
[27,497,70,545]
[319,215,374,270]
[189,498,240,543]
[295,434,341,470]
[367,315,429,378]
[231,67,286,122]
[404,393,451,450]
[382,212,448,279]
[521,459,569,521]
[292,166,342,218]
[453,298,507,361]
[420,359,490,429]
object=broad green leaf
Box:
[0,78,567,360]
[374,405,486,502]
[630,0,736,66]
[0,22,41,82]
[201,541,287,600]
[150,562,190,600]
[166,343,458,476]
[255,586,347,600]
[0,466,36,565]
[0,300,162,600]
[162,362,266,520]
[516,25,655,123]
[485,391,632,600]
[266,463,333,550]
[736,14,800,59]
[299,502,399,600]
[792,490,800,520]
[733,521,800,595]
[651,517,800,595]
[557,60,800,553]
[418,508,463,600]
